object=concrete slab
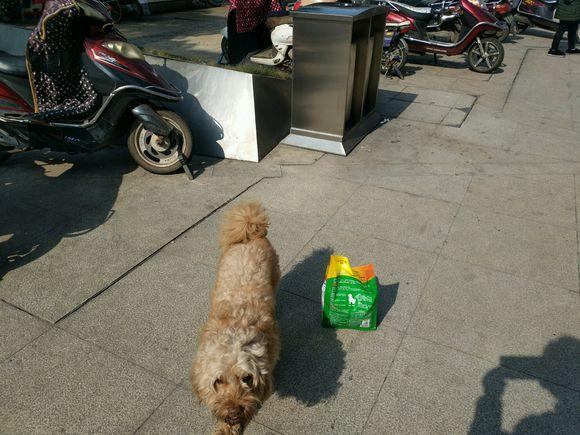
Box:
[327,185,459,253]
[0,328,173,433]
[157,207,323,271]
[256,292,403,434]
[408,257,580,390]
[363,335,580,434]
[0,171,253,323]
[0,301,49,362]
[236,173,361,227]
[365,174,471,204]
[59,256,215,384]
[442,207,579,291]
[463,175,576,228]
[134,384,279,434]
[278,226,437,332]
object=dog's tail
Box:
[219,201,269,250]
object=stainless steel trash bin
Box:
[281,2,388,155]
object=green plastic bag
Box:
[321,255,378,331]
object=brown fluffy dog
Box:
[190,201,281,435]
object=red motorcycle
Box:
[0,0,193,175]
[382,0,506,73]
[483,0,514,40]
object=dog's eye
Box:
[242,375,253,385]
[213,378,223,389]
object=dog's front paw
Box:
[213,421,242,435]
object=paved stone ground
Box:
[1,29,580,434]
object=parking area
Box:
[1,12,580,435]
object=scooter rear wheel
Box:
[467,37,504,74]
[128,110,193,174]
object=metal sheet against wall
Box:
[148,56,290,162]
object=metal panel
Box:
[148,56,290,162]
[282,3,387,156]
[0,23,31,55]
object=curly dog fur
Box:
[190,201,281,434]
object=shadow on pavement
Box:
[152,65,226,158]
[274,248,346,406]
[469,336,580,434]
[377,279,398,327]
[0,150,133,280]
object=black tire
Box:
[498,25,510,42]
[467,37,504,73]
[127,110,193,174]
[381,39,408,75]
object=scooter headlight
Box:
[102,41,145,60]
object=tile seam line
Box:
[437,253,580,296]
[53,325,180,386]
[131,383,181,435]
[0,326,53,367]
[405,333,580,394]
[53,175,281,324]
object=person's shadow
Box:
[469,336,580,434]
[273,248,398,406]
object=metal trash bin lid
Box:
[291,2,388,21]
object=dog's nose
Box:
[225,407,243,425]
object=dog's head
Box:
[191,339,272,427]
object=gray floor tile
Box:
[0,300,49,362]
[0,174,248,323]
[237,174,361,227]
[257,292,403,434]
[408,257,580,390]
[279,226,437,332]
[366,174,471,203]
[363,335,580,435]
[327,185,458,252]
[135,384,280,435]
[442,207,579,290]
[463,175,576,228]
[162,207,323,270]
[0,328,173,433]
[59,257,215,384]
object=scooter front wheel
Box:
[467,37,504,74]
[128,110,193,174]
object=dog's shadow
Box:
[273,248,399,406]
[274,248,345,406]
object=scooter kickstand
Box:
[433,53,438,65]
[177,144,194,181]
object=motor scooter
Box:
[482,0,513,40]
[381,0,506,73]
[0,0,193,175]
[512,0,559,33]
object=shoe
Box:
[548,49,566,57]
[566,48,580,54]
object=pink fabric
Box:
[230,0,282,33]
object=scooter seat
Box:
[391,2,433,21]
[0,51,27,77]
